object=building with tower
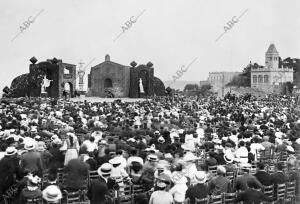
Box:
[87,54,165,98]
[251,44,293,91]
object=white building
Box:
[251,44,293,90]
[208,72,240,96]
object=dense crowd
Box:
[0,93,299,204]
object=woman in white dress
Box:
[63,133,80,166]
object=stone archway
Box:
[62,82,73,97]
[104,78,113,88]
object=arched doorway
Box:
[104,78,113,88]
[62,82,73,97]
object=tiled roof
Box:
[266,44,278,54]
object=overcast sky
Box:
[0,0,299,92]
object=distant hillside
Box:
[164,81,199,91]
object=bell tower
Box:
[265,43,279,69]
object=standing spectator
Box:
[21,141,43,176]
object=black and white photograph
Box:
[0,0,299,203]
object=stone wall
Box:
[89,62,130,97]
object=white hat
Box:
[145,144,158,153]
[27,174,41,185]
[147,154,159,162]
[217,165,226,174]
[195,171,207,184]
[286,145,294,153]
[296,138,300,144]
[183,152,198,162]
[157,136,165,144]
[223,152,234,164]
[109,157,122,165]
[5,146,17,156]
[42,185,62,202]
[24,141,36,151]
[97,163,112,177]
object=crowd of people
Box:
[0,93,299,204]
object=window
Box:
[253,75,257,83]
[264,75,269,83]
[258,75,263,83]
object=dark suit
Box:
[254,170,273,186]
[0,155,20,197]
[186,183,209,204]
[235,174,263,191]
[271,171,287,185]
[21,151,43,176]
[235,188,273,204]
[64,159,89,191]
[88,177,115,204]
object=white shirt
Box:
[169,183,188,202]
[235,146,248,164]
[250,143,265,160]
[82,140,98,152]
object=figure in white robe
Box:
[139,78,144,93]
[41,75,52,93]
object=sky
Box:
[0,0,299,92]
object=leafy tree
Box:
[227,62,262,87]
[198,84,212,96]
[183,84,199,92]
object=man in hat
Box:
[88,163,115,204]
[185,171,209,204]
[21,141,43,176]
[42,185,62,204]
[0,146,20,197]
[149,178,173,204]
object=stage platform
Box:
[70,96,149,103]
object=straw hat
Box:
[157,136,165,144]
[97,163,112,177]
[183,152,198,162]
[109,157,122,165]
[223,152,234,164]
[5,146,17,156]
[42,185,62,202]
[195,171,207,184]
[24,141,36,151]
[147,154,159,162]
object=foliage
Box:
[198,84,213,97]
[183,84,199,92]
[227,62,263,87]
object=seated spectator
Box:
[42,185,62,204]
[64,158,89,192]
[208,165,231,195]
[19,174,42,204]
[205,151,217,170]
[185,171,209,204]
[235,180,274,204]
[235,166,263,191]
[88,163,115,204]
[254,162,273,186]
[149,180,173,204]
